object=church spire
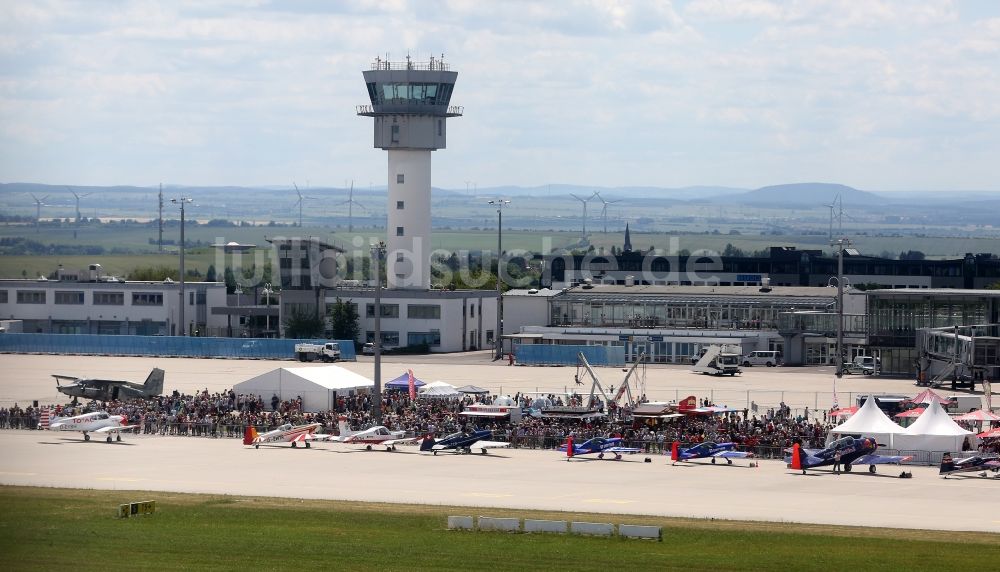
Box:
[623,223,632,253]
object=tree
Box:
[205,264,217,283]
[129,265,178,281]
[223,267,237,294]
[328,297,360,342]
[284,307,324,339]
[899,250,926,260]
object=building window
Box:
[367,331,400,346]
[396,173,404,184]
[408,331,441,347]
[407,304,440,319]
[396,252,405,262]
[486,330,495,343]
[471,304,475,318]
[16,290,46,304]
[54,291,84,305]
[391,124,400,143]
[366,303,399,318]
[396,226,404,236]
[132,292,164,306]
[0,290,7,304]
[396,200,404,209]
[94,291,124,305]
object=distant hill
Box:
[719,183,889,207]
[459,184,747,200]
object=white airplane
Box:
[49,411,139,443]
[333,416,421,451]
[244,422,333,449]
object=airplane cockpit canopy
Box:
[831,437,855,449]
[277,423,292,431]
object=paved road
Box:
[2,430,998,532]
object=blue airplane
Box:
[670,441,753,465]
[419,430,510,455]
[558,436,641,461]
[786,436,911,475]
[939,453,1000,479]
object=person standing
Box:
[833,449,842,474]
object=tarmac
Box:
[1,352,995,533]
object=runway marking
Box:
[97,477,143,482]
[461,492,513,499]
[583,498,635,505]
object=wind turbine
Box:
[825,193,843,242]
[292,182,317,228]
[66,186,91,225]
[338,180,368,233]
[29,193,48,233]
[570,192,597,238]
[593,191,622,234]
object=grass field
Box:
[1,487,997,571]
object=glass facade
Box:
[367,82,452,106]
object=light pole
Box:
[262,282,273,338]
[831,238,851,381]
[489,199,510,360]
[370,241,386,423]
[235,286,243,336]
[171,197,193,335]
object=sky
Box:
[1,0,999,192]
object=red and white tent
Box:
[830,406,858,418]
[954,409,1000,422]
[906,389,950,406]
[894,408,926,419]
[976,427,1000,439]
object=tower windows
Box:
[391,124,399,143]
[396,226,404,236]
[396,174,404,184]
[396,200,404,209]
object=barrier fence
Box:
[0,333,357,361]
[514,343,626,367]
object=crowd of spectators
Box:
[3,389,996,457]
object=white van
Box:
[742,350,781,367]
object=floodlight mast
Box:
[489,199,510,359]
[172,197,194,335]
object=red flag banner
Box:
[408,369,417,400]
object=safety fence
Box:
[0,333,357,361]
[514,343,626,367]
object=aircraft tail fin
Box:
[243,426,258,446]
[671,441,679,462]
[143,368,165,396]
[419,435,436,452]
[790,443,803,470]
[566,435,574,458]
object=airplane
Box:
[243,423,333,449]
[670,441,753,465]
[48,411,139,443]
[786,436,912,475]
[939,453,1000,479]
[419,430,510,455]
[53,368,164,403]
[334,416,421,451]
[558,436,641,461]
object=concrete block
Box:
[570,521,614,536]
[447,516,474,530]
[478,516,520,532]
[524,519,567,534]
[618,524,661,540]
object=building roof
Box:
[553,284,839,306]
[867,288,1000,298]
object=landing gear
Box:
[727,459,733,465]
[844,463,852,473]
[598,453,605,459]
[366,445,373,451]
[116,435,122,442]
[291,441,297,448]
[614,454,622,461]
[84,433,90,442]
[390,445,397,451]
[432,451,438,456]
[711,458,716,464]
[255,444,260,449]
[481,449,488,455]
[305,442,310,448]
[869,465,876,474]
[106,435,113,443]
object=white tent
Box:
[418,381,461,399]
[233,365,373,412]
[830,394,905,448]
[895,400,974,452]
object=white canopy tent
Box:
[418,381,461,399]
[829,394,905,448]
[234,365,373,412]
[895,400,975,452]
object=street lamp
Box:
[235,286,243,336]
[262,282,274,338]
[370,241,386,423]
[488,199,510,360]
[171,197,193,335]
[831,237,851,392]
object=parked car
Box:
[362,342,375,355]
[742,350,781,367]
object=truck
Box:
[691,344,742,376]
[294,342,341,362]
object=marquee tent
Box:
[418,381,461,399]
[456,384,490,395]
[384,372,427,390]
[829,394,905,448]
[977,427,1000,439]
[906,389,950,406]
[954,409,1000,422]
[894,401,974,452]
[234,365,373,412]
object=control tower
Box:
[358,55,463,289]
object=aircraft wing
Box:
[94,425,139,433]
[303,433,335,441]
[714,450,753,459]
[381,436,421,446]
[472,440,510,449]
[606,446,641,454]
[853,454,912,465]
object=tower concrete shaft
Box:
[358,55,462,289]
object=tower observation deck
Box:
[358,55,462,289]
